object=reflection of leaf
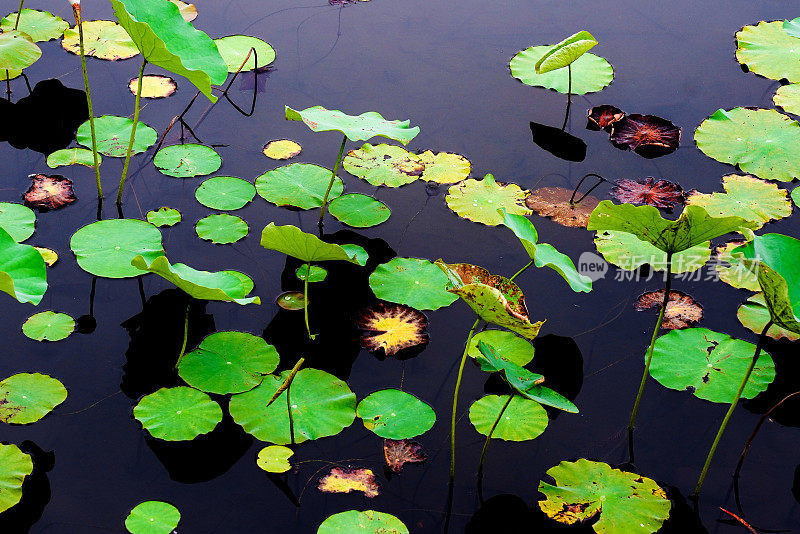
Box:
[634,290,703,330]
[686,174,791,229]
[318,467,379,498]
[285,105,419,144]
[383,439,426,473]
[354,302,428,356]
[446,174,530,226]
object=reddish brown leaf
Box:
[23,174,76,211]
[611,177,684,209]
[586,105,625,131]
[318,467,379,498]
[383,439,427,473]
[635,290,703,330]
[525,186,599,228]
[354,302,428,357]
[610,114,681,158]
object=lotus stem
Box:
[449,317,480,482]
[318,134,347,228]
[287,379,296,446]
[266,357,305,408]
[477,393,513,502]
[173,303,190,369]
[509,260,534,282]
[569,173,607,206]
[14,0,24,30]
[72,6,102,199]
[117,57,147,205]
[561,63,572,131]
[303,263,313,340]
[692,320,773,499]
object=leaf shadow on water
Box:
[0,441,54,534]
[741,338,800,427]
[529,121,587,163]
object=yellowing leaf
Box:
[354,303,428,356]
[318,467,379,498]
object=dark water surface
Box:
[2,0,800,532]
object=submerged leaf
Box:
[0,227,47,304]
[343,143,424,187]
[195,214,248,244]
[510,45,613,95]
[587,105,625,131]
[256,445,293,473]
[469,394,548,441]
[383,439,426,473]
[354,302,428,356]
[70,219,165,279]
[369,257,458,311]
[0,443,32,514]
[260,223,366,264]
[525,186,599,228]
[609,114,680,158]
[317,510,409,534]
[610,177,684,209]
[214,35,275,72]
[255,163,342,209]
[1,10,68,42]
[285,106,420,145]
[23,174,76,211]
[736,21,800,83]
[686,174,791,229]
[446,174,530,226]
[154,144,221,178]
[318,467,379,498]
[263,139,301,160]
[134,386,222,441]
[0,373,67,424]
[356,389,435,439]
[146,207,181,227]
[22,311,75,341]
[634,290,703,330]
[417,151,471,184]
[61,20,138,60]
[125,501,180,534]
[738,293,800,341]
[77,115,157,157]
[128,75,177,99]
[329,193,391,228]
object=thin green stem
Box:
[477,393,513,501]
[73,7,102,199]
[692,320,773,498]
[287,379,296,446]
[450,317,481,482]
[173,304,190,369]
[117,57,146,205]
[303,263,313,340]
[14,0,24,30]
[266,357,305,408]
[509,259,534,282]
[317,134,347,227]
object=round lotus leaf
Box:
[214,35,275,72]
[195,176,255,210]
[539,459,671,534]
[469,394,548,441]
[276,291,306,310]
[256,445,293,473]
[510,45,613,95]
[594,230,710,274]
[0,202,35,242]
[0,372,67,424]
[356,389,435,439]
[229,368,356,445]
[467,330,534,368]
[649,328,774,403]
[125,501,180,534]
[0,30,40,70]
[0,443,32,514]
[62,20,139,60]
[263,139,301,160]
[317,510,409,534]
[129,75,177,99]
[738,293,800,342]
[296,264,327,283]
[369,257,458,311]
[146,207,181,227]
[177,331,279,394]
[736,21,800,83]
[154,144,222,178]
[255,163,342,209]
[35,247,58,267]
[134,386,222,441]
[70,219,165,278]
[446,174,531,226]
[343,143,423,187]
[686,174,791,229]
[418,151,471,184]
[77,115,157,158]
[695,108,800,182]
[46,148,101,168]
[195,214,248,244]
[22,311,74,342]
[328,193,391,228]
[1,10,68,42]
[774,83,800,115]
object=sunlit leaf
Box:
[22,311,74,341]
[285,105,420,144]
[128,75,177,99]
[634,290,702,330]
[260,223,366,264]
[354,302,428,356]
[535,30,598,73]
[594,230,710,274]
[296,264,327,283]
[0,30,40,70]
[256,445,293,473]
[736,21,800,83]
[713,240,760,291]
[525,186,599,228]
[61,20,138,61]
[343,143,423,187]
[276,291,306,310]
[34,247,58,267]
[214,35,275,72]
[263,139,301,160]
[194,175,255,211]
[329,193,391,228]
[125,501,180,534]
[686,174,791,229]
[738,293,800,342]
[70,219,165,279]
[134,386,222,441]
[146,207,181,227]
[255,163,342,209]
[773,83,800,116]
[446,174,530,226]
[1,10,68,42]
[0,444,32,514]
[154,144,221,178]
[0,372,67,424]
[0,227,47,304]
[369,257,458,311]
[317,510,409,534]
[469,394,548,441]
[77,115,157,157]
[23,174,76,212]
[417,151,470,184]
[169,0,197,22]
[510,45,613,95]
[46,148,101,168]
[467,330,534,368]
[383,439,426,473]
[0,202,35,242]
[356,389,435,439]
[195,214,248,244]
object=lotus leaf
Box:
[263,139,301,160]
[686,174,791,229]
[469,394,548,441]
[24,174,76,212]
[446,174,530,226]
[296,264,327,282]
[35,247,58,267]
[153,144,221,178]
[713,241,759,291]
[22,311,74,341]
[1,68,21,81]
[134,386,222,441]
[417,151,470,184]
[229,368,356,444]
[354,302,428,356]
[329,193,390,228]
[285,106,419,145]
[317,510,409,534]
[650,328,774,403]
[276,291,306,310]
[736,21,800,83]
[538,459,670,534]
[318,467,379,498]
[170,0,197,22]
[110,0,228,102]
[260,223,365,264]
[255,163,342,209]
[0,227,47,304]
[0,372,67,424]
[195,176,255,210]
[343,144,423,187]
[634,290,703,330]
[467,330,534,367]
[178,331,278,394]
[587,105,625,130]
[356,389,435,439]
[694,108,800,182]
[535,30,598,73]
[196,214,248,244]
[0,443,32,514]
[61,20,138,60]
[0,202,35,242]
[785,17,800,38]
[0,30,40,70]
[594,230,710,274]
[510,45,613,94]
[70,219,164,278]
[793,187,800,207]
[383,439,426,473]
[125,501,180,534]
[130,255,260,305]
[1,10,68,42]
[77,115,156,157]
[609,114,680,158]
[525,186,599,228]
[738,293,799,342]
[214,35,275,72]
[146,207,181,227]
[46,148,101,168]
[128,75,177,99]
[256,445,293,473]
[369,257,458,310]
[611,177,684,209]
[773,83,800,115]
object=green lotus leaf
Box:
[650,328,774,403]
[436,261,544,340]
[1,68,22,81]
[793,187,800,207]
[713,241,759,291]
[70,219,164,278]
[255,163,342,209]
[0,30,40,70]
[510,45,613,94]
[738,293,800,341]
[0,202,35,242]
[195,176,255,210]
[356,389,436,439]
[469,394,548,441]
[467,330,534,368]
[110,0,228,102]
[177,331,279,394]
[785,17,800,38]
[446,174,530,226]
[686,174,791,229]
[22,311,74,342]
[0,227,47,304]
[369,257,458,311]
[0,443,32,513]
[46,148,101,168]
[77,115,157,158]
[0,372,67,424]
[229,368,356,444]
[539,458,671,534]
[256,445,293,473]
[146,207,181,227]
[195,214,248,244]
[342,143,423,187]
[329,193,391,228]
[535,30,598,73]
[154,143,221,178]
[61,20,139,60]
[736,21,800,83]
[296,264,327,283]
[695,108,800,182]
[134,386,222,441]
[214,35,275,72]
[125,501,180,534]
[260,223,365,264]
[417,151,471,184]
[595,230,710,274]
[773,83,800,116]
[130,255,260,305]
[285,105,420,145]
[1,10,68,42]
[317,510,409,534]
[276,291,306,310]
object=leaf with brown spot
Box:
[610,114,681,158]
[23,174,76,212]
[525,186,599,228]
[635,290,703,330]
[586,105,625,131]
[318,467,379,498]
[383,439,426,473]
[354,303,428,357]
[610,177,684,209]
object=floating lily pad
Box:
[417,151,470,184]
[587,105,625,131]
[539,459,671,534]
[146,207,181,227]
[22,311,74,341]
[285,106,420,145]
[0,30,40,70]
[610,177,684,209]
[229,368,356,444]
[329,193,390,228]
[276,291,306,310]
[469,394,548,441]
[195,214,248,244]
[446,174,530,226]
[134,386,222,441]
[738,293,800,342]
[0,202,35,242]
[263,139,301,160]
[369,257,458,311]
[467,330,534,367]
[77,115,157,158]
[256,445,293,473]
[793,187,800,207]
[686,174,791,229]
[317,510,409,534]
[154,144,221,178]
[510,45,613,95]
[318,467,379,498]
[354,302,428,356]
[169,0,197,22]
[35,247,58,267]
[178,331,279,395]
[356,389,435,439]
[46,148,100,168]
[343,143,424,187]
[773,83,800,115]
[736,21,800,83]
[634,290,702,330]
[0,372,67,424]
[785,17,800,39]
[383,439,426,473]
[594,230,710,274]
[61,20,139,60]
[260,223,366,264]
[609,114,681,158]
[23,174,76,212]
[694,107,800,182]
[0,443,32,514]
[128,75,177,99]
[295,264,327,282]
[1,10,68,42]
[0,228,46,305]
[649,328,774,403]
[195,176,255,211]
[525,186,599,228]
[70,219,164,278]
[214,35,275,72]
[125,501,180,534]
[713,240,760,291]
[255,163,342,209]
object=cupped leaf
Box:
[70,219,165,279]
[467,330,534,368]
[77,115,156,157]
[128,75,177,99]
[61,20,138,60]
[195,176,255,210]
[46,148,101,168]
[736,21,800,83]
[594,230,710,274]
[255,163,342,209]
[146,207,181,227]
[154,144,221,178]
[214,35,275,72]
[0,227,47,304]
[510,45,613,95]
[343,143,423,187]
[22,311,74,341]
[0,443,32,514]
[0,372,67,424]
[260,223,365,264]
[773,83,800,116]
[369,257,458,311]
[256,445,293,473]
[446,174,530,226]
[418,151,471,184]
[0,30,40,70]
[535,30,598,74]
[134,386,222,441]
[0,202,35,242]
[738,293,800,342]
[286,106,419,144]
[356,389,435,439]
[685,174,791,229]
[1,10,68,42]
[354,302,428,356]
[469,394,548,441]
[195,214,248,244]
[317,510,409,534]
[328,193,390,228]
[125,501,180,534]
[296,265,327,283]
